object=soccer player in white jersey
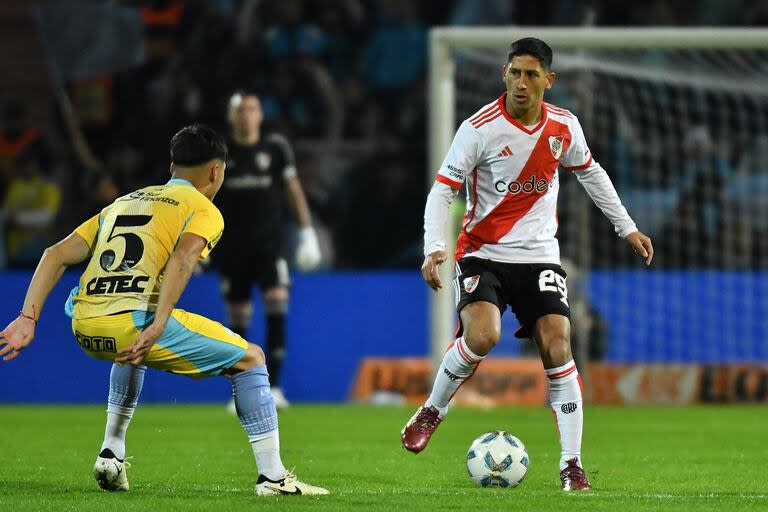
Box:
[401,38,654,491]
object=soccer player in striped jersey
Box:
[401,38,654,491]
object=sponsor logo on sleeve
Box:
[445,164,465,181]
[207,230,223,251]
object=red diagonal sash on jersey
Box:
[456,120,569,257]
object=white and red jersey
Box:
[431,93,635,264]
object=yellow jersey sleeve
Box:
[182,197,224,259]
[74,214,101,252]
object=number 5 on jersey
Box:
[99,215,153,272]
[538,269,568,306]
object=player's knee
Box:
[263,286,289,303]
[464,326,501,356]
[263,288,289,315]
[238,343,265,369]
[537,329,571,366]
[545,338,572,366]
[534,315,572,365]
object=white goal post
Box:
[428,27,768,372]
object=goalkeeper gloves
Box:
[295,226,321,271]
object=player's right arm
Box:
[423,120,480,290]
[422,183,457,290]
[0,225,94,361]
[271,133,321,271]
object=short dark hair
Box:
[508,37,553,70]
[170,124,228,166]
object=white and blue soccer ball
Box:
[466,431,529,488]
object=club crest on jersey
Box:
[548,135,564,160]
[463,275,481,293]
[255,152,271,171]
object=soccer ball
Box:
[466,431,529,488]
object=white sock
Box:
[100,404,134,460]
[425,337,486,416]
[546,360,583,470]
[250,429,287,481]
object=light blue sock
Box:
[101,364,146,459]
[231,365,286,480]
[231,364,278,438]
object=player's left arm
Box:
[574,165,654,266]
[286,177,322,271]
[285,176,312,228]
[0,231,92,361]
[563,117,653,266]
[274,133,321,271]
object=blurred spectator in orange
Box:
[138,0,188,71]
[0,102,48,194]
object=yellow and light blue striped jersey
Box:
[67,179,223,319]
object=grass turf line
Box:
[0,405,765,511]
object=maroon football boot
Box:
[401,405,443,453]
[560,458,593,491]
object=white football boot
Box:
[93,448,130,491]
[255,471,329,496]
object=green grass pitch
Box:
[1,405,766,511]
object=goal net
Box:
[429,28,768,369]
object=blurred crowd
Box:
[2,0,768,269]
